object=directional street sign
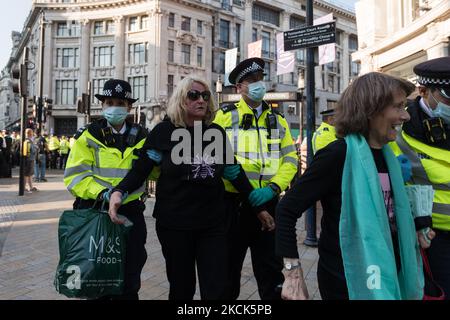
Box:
[284,21,336,51]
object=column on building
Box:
[114,16,125,79]
[387,0,402,34]
[78,19,91,128]
[160,11,170,100]
[426,20,450,59]
[149,9,163,102]
[280,11,291,85]
[43,20,54,133]
[243,0,254,59]
[342,32,350,90]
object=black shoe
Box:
[41,178,47,182]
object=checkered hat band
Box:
[236,62,264,83]
[418,76,450,86]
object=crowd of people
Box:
[43,55,450,300]
[0,128,75,191]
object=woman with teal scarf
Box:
[275,72,424,300]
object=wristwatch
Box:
[284,260,301,271]
[268,182,281,195]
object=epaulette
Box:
[272,108,285,118]
[323,127,329,132]
[220,104,237,113]
[74,124,90,139]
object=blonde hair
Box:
[335,72,415,138]
[25,128,33,137]
[166,76,217,127]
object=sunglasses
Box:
[187,90,211,102]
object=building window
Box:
[168,41,174,62]
[169,13,175,28]
[128,76,148,102]
[197,20,203,35]
[92,79,108,103]
[253,4,280,26]
[141,15,149,30]
[219,19,230,48]
[252,28,258,42]
[94,46,115,67]
[55,80,78,105]
[128,43,148,65]
[168,75,174,97]
[350,60,360,77]
[56,21,80,37]
[264,62,270,81]
[93,21,103,35]
[129,17,138,32]
[57,48,79,68]
[197,47,203,67]
[290,16,305,29]
[262,31,270,58]
[235,23,241,51]
[181,16,191,32]
[56,23,68,36]
[328,75,335,93]
[106,20,115,34]
[336,30,342,46]
[219,52,225,73]
[349,35,358,51]
[181,44,191,64]
[327,100,337,110]
[296,49,305,65]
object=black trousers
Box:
[50,150,59,169]
[76,199,148,300]
[156,220,229,300]
[226,193,284,300]
[427,229,450,300]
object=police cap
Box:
[320,109,335,116]
[414,57,450,99]
[228,58,266,85]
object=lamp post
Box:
[216,75,223,107]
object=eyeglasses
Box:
[187,90,211,102]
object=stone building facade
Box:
[3,0,358,137]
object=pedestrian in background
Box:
[34,133,48,182]
[23,128,37,193]
[59,135,69,169]
[312,109,336,155]
[48,134,59,169]
[276,72,424,300]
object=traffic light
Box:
[11,63,28,97]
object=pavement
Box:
[0,168,320,300]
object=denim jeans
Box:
[34,153,46,181]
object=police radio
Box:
[242,114,253,130]
[126,124,140,147]
[423,117,447,144]
[101,127,116,146]
[266,113,277,138]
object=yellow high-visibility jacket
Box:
[48,136,60,151]
[64,121,148,204]
[213,98,298,193]
[312,122,337,155]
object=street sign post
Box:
[284,21,336,51]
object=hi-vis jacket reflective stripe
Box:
[213,98,298,193]
[48,136,60,151]
[312,122,337,155]
[389,131,450,231]
[63,129,146,204]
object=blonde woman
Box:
[108,76,265,300]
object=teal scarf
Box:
[340,134,423,300]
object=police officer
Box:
[312,109,336,155]
[214,58,299,300]
[64,79,148,300]
[389,57,450,298]
[59,135,69,169]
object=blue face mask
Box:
[103,106,128,126]
[429,92,450,124]
[245,81,266,102]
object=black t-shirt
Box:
[118,119,242,230]
[275,138,401,297]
